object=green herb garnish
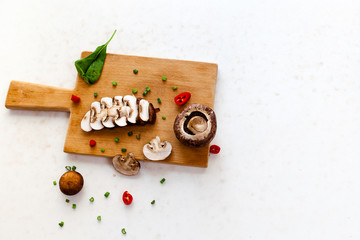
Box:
[72,204,76,209]
[72,166,76,171]
[94,92,98,97]
[112,81,117,86]
[65,199,70,203]
[121,148,127,152]
[97,216,101,221]
[132,88,138,94]
[160,178,166,184]
[122,228,126,234]
[114,137,119,143]
[136,133,141,140]
[162,116,166,120]
[104,192,110,198]
[89,197,94,202]
[75,30,116,84]
[128,131,133,136]
[143,90,148,96]
[65,166,71,171]
[162,76,167,81]
[133,69,138,74]
[157,98,161,104]
[172,86,178,90]
[53,181,57,185]
[145,86,150,92]
[151,200,155,204]
[101,148,105,153]
[59,221,64,227]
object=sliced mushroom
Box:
[90,101,107,130]
[124,95,138,124]
[112,152,141,176]
[81,110,92,132]
[173,103,217,147]
[139,99,150,122]
[143,136,172,161]
[101,97,116,128]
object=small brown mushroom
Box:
[112,152,141,176]
[59,171,84,195]
[173,103,217,147]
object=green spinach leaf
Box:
[75,30,116,84]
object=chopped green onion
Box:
[162,76,167,81]
[133,69,138,74]
[53,181,57,185]
[72,204,76,209]
[121,148,127,152]
[151,200,155,204]
[160,178,166,184]
[114,137,119,143]
[147,141,150,144]
[145,86,150,92]
[94,92,98,97]
[97,216,101,221]
[65,199,70,203]
[65,166,71,171]
[101,148,105,153]
[172,86,178,90]
[162,116,166,120]
[72,166,76,171]
[122,228,126,234]
[104,192,110,198]
[132,88,138,94]
[89,197,94,202]
[128,131,133,136]
[157,98,161,104]
[143,90,148,96]
[59,221,64,227]
[136,133,141,140]
[112,81,117,86]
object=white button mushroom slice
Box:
[123,95,138,124]
[115,106,131,127]
[114,96,124,107]
[139,99,150,122]
[90,101,107,130]
[143,136,172,161]
[81,110,92,132]
[100,97,116,128]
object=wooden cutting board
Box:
[5,52,218,168]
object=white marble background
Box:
[1,0,360,239]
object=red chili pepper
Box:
[174,92,191,106]
[89,140,96,147]
[210,145,221,154]
[71,94,80,103]
[122,191,133,205]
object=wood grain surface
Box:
[5,52,218,167]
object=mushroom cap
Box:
[173,103,217,147]
[59,171,84,196]
[143,136,172,161]
[112,153,141,176]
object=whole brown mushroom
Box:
[173,103,217,147]
[59,171,84,195]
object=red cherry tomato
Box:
[122,191,133,205]
[210,145,221,154]
[71,94,80,103]
[89,140,96,147]
[174,92,191,105]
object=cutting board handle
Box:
[5,81,73,112]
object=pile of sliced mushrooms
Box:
[81,95,158,132]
